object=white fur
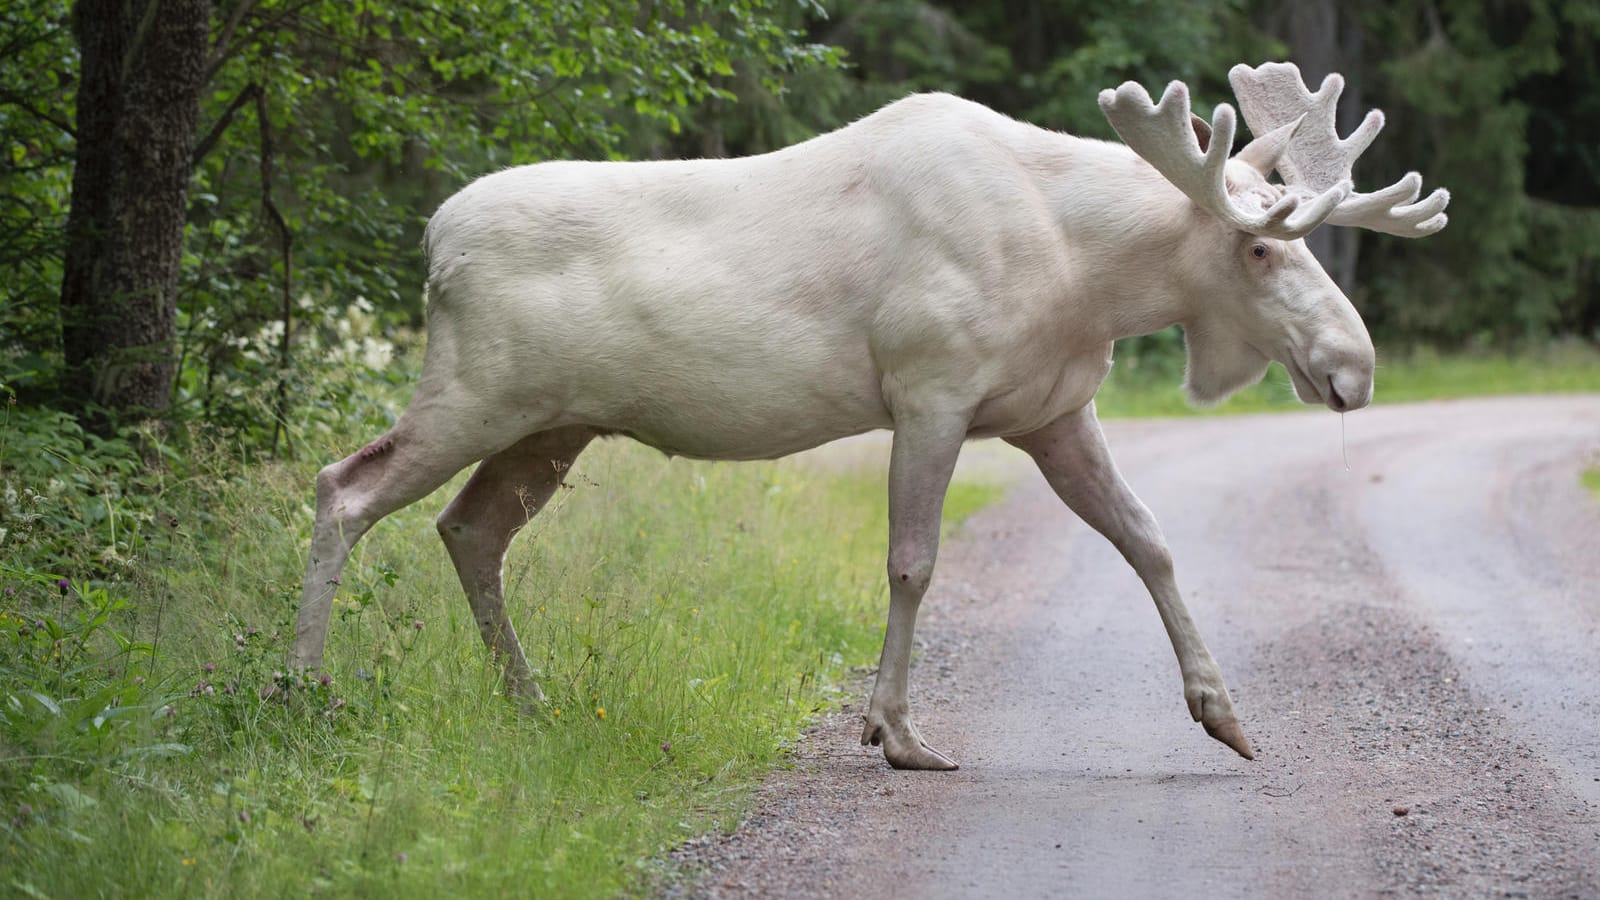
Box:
[291,84,1422,768]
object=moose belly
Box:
[579,360,893,462]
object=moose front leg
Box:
[1007,403,1255,760]
[860,410,969,771]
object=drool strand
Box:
[1340,411,1351,472]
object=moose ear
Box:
[1234,114,1305,177]
[1189,113,1212,153]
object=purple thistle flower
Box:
[661,741,672,753]
[56,579,70,591]
[318,672,332,687]
[202,662,215,673]
[412,619,425,631]
[396,852,408,863]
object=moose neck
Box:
[1022,133,1205,344]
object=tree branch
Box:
[202,0,321,84]
[208,0,258,68]
[120,0,163,83]
[0,84,76,137]
[190,81,260,166]
[255,86,295,459]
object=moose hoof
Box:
[860,721,959,771]
[1203,717,1256,760]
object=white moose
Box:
[292,63,1447,770]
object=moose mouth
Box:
[1282,351,1332,409]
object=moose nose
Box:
[1326,370,1371,412]
[1327,376,1348,412]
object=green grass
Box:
[1094,340,1600,418]
[1583,468,1600,500]
[5,339,1590,897]
[0,431,996,899]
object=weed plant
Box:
[1,363,998,897]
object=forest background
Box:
[3,0,1597,449]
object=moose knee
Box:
[887,551,936,596]
[1126,536,1174,580]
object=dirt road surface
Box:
[671,395,1600,898]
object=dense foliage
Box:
[3,1,1597,443]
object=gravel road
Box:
[670,395,1600,898]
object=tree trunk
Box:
[60,0,210,430]
[1283,0,1363,296]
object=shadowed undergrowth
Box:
[0,423,997,898]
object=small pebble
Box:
[1392,805,1410,817]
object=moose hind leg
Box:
[436,426,594,705]
[294,412,492,671]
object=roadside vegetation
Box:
[0,362,1000,898]
[1096,337,1600,418]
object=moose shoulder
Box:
[292,63,1448,771]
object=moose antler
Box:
[1228,62,1449,237]
[1098,80,1350,241]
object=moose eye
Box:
[1250,243,1269,260]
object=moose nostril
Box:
[1327,376,1348,412]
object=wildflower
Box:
[238,810,250,824]
[552,708,562,717]
[202,662,215,673]
[318,672,332,687]
[3,586,13,595]
[596,707,606,720]
[182,858,195,866]
[246,626,258,637]
[133,675,145,686]
[396,852,408,864]
[661,741,671,753]
[56,579,69,593]
[412,620,424,631]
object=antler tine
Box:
[1229,61,1450,238]
[1098,78,1347,241]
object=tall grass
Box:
[0,414,996,897]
